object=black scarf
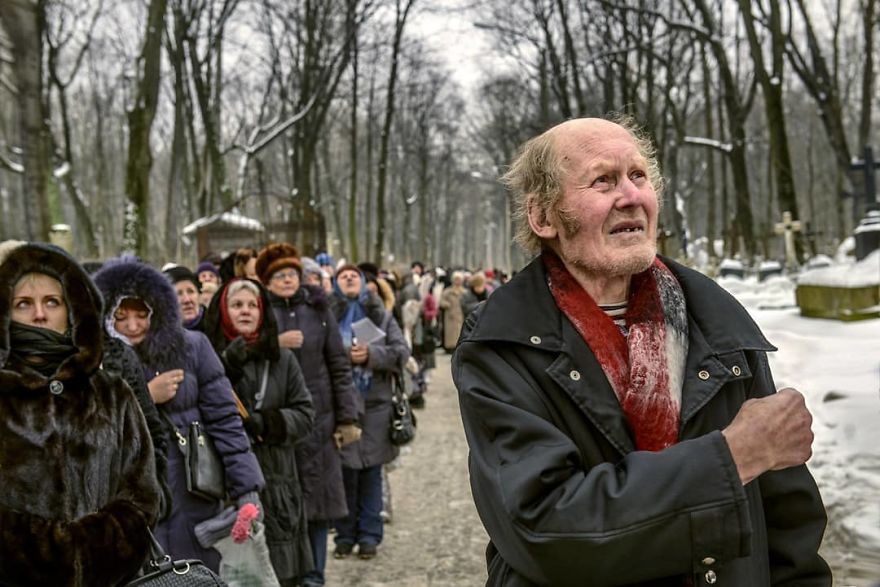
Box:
[8,322,77,377]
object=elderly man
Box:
[452,117,831,586]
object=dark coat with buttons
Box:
[0,243,160,586]
[452,256,831,587]
[269,284,359,521]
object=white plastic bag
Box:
[214,521,281,587]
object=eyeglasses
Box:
[271,270,299,282]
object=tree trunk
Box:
[0,0,51,241]
[373,0,415,263]
[124,0,168,257]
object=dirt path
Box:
[324,353,488,586]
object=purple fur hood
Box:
[92,256,186,373]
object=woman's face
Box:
[337,269,362,298]
[227,288,260,335]
[113,299,150,345]
[11,273,68,334]
[266,267,300,298]
[174,280,200,322]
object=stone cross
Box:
[774,210,802,269]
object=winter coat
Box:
[102,335,172,519]
[0,243,160,586]
[92,258,265,571]
[330,292,410,470]
[439,285,465,350]
[204,279,315,580]
[269,284,359,521]
[460,286,489,319]
[453,256,831,587]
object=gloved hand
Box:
[221,337,249,383]
[333,423,362,449]
[243,413,265,442]
[236,491,264,522]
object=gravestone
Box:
[758,260,783,282]
[718,258,745,279]
[854,210,880,260]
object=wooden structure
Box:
[182,211,265,259]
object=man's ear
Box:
[527,195,558,240]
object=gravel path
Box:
[324,353,488,586]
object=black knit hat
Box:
[164,265,201,292]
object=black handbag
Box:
[389,373,416,446]
[163,412,226,501]
[124,529,227,586]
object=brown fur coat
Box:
[0,243,160,586]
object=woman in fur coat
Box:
[0,242,161,586]
[92,256,265,572]
[204,278,316,586]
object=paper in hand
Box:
[352,318,386,345]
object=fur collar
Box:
[0,243,104,391]
[92,257,186,372]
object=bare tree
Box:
[124,0,168,256]
[0,0,52,241]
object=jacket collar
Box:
[466,255,775,357]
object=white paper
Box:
[352,318,385,345]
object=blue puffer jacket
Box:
[92,257,264,572]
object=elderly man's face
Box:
[533,119,658,278]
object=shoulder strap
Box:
[255,360,270,410]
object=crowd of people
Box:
[0,234,499,587]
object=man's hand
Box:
[722,388,815,485]
[278,330,304,349]
[148,369,185,404]
[350,343,369,365]
[333,423,362,449]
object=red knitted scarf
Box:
[543,251,689,451]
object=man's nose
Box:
[615,177,644,207]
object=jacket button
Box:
[569,370,581,381]
[698,370,710,381]
[704,569,717,584]
[732,365,742,376]
[701,556,715,566]
[530,336,542,345]
[49,380,64,395]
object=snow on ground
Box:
[717,275,880,585]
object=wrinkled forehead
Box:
[550,119,643,169]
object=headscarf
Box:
[333,269,373,396]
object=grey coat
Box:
[330,297,411,470]
[453,256,831,587]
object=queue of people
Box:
[0,229,499,586]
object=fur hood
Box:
[92,256,186,373]
[0,242,104,391]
